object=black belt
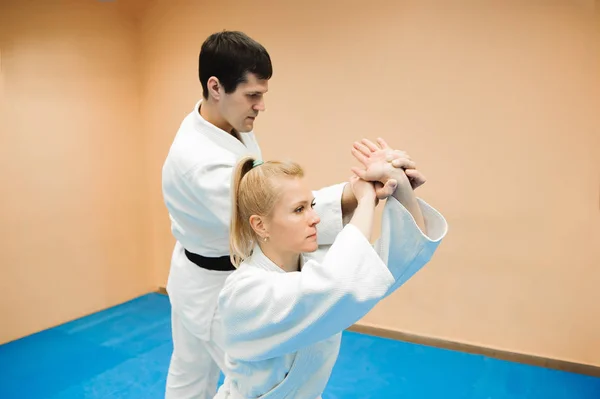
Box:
[184,249,236,271]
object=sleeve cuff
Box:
[385,196,448,244]
[381,196,448,282]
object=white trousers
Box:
[165,311,225,399]
[165,242,231,399]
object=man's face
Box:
[219,73,268,133]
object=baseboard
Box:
[347,324,600,378]
[155,287,600,378]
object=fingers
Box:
[382,178,398,194]
[385,149,411,160]
[350,147,369,166]
[405,168,426,188]
[405,168,425,180]
[352,142,373,158]
[374,181,385,201]
[360,138,379,152]
[376,137,390,150]
[388,149,413,167]
[375,179,398,200]
[350,166,367,180]
[375,189,388,200]
[391,157,417,169]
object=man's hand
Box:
[351,138,426,192]
[377,137,427,190]
[351,138,415,182]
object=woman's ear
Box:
[249,215,269,240]
[207,76,221,100]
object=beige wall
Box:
[0,0,152,344]
[142,0,600,366]
[1,0,599,368]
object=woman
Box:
[214,142,448,399]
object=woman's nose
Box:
[309,209,320,226]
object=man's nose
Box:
[254,98,266,112]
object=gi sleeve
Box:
[219,196,448,362]
[375,196,448,298]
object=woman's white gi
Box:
[162,100,349,399]
[213,196,448,399]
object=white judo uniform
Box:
[162,100,348,399]
[214,196,448,399]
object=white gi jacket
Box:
[214,196,448,399]
[162,101,347,341]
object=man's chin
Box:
[238,121,254,133]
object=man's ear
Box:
[249,215,269,240]
[207,76,221,100]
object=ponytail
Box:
[230,156,256,268]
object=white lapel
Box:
[247,245,308,273]
[240,133,262,159]
[191,100,260,159]
[247,245,286,273]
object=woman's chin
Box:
[301,241,319,253]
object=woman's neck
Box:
[260,245,301,273]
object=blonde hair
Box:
[230,156,304,267]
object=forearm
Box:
[222,226,396,361]
[348,197,377,242]
[341,183,358,225]
[391,173,426,233]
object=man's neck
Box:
[199,100,234,135]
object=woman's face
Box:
[262,177,321,254]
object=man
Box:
[161,30,412,399]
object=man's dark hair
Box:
[199,31,273,99]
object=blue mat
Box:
[0,293,598,398]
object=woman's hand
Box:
[349,175,378,205]
[351,138,426,194]
[377,137,427,190]
[347,175,386,241]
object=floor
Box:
[1,293,599,399]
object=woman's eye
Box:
[295,206,304,213]
[311,201,316,208]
